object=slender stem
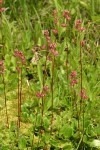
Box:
[50,56,55,134]
[74,90,79,136]
[80,45,82,113]
[2,74,9,128]
[19,68,22,126]
[66,46,69,82]
[80,42,84,147]
[82,98,84,139]
[17,71,20,128]
[41,53,47,125]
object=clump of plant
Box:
[0,0,99,149]
[0,60,9,128]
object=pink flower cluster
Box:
[0,0,3,5]
[69,71,77,79]
[52,9,59,25]
[52,9,58,16]
[0,7,7,12]
[80,88,88,99]
[69,71,78,86]
[75,20,85,31]
[44,30,59,56]
[0,0,7,13]
[52,29,58,35]
[36,85,49,98]
[63,10,71,21]
[36,92,46,98]
[14,49,25,72]
[61,23,67,27]
[0,60,5,74]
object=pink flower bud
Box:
[43,85,49,92]
[63,10,70,18]
[66,16,71,21]
[0,0,3,5]
[47,56,52,61]
[36,92,42,98]
[0,71,3,74]
[76,20,82,24]
[69,71,77,79]
[49,43,56,49]
[70,79,78,86]
[78,27,85,31]
[53,51,59,56]
[0,61,3,66]
[80,88,88,99]
[36,92,46,98]
[16,67,20,72]
[41,45,46,49]
[52,29,58,35]
[44,30,49,37]
[52,9,58,16]
[54,18,59,24]
[61,23,67,27]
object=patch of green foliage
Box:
[0,0,100,149]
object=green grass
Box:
[0,0,100,149]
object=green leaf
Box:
[50,138,59,147]
[19,137,27,149]
[59,125,73,138]
[43,117,50,128]
[91,16,100,23]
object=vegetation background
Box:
[0,0,100,149]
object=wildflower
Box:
[36,92,42,98]
[61,23,67,27]
[69,71,77,79]
[41,93,46,97]
[36,92,46,98]
[47,56,52,61]
[75,20,82,29]
[76,20,82,24]
[50,48,54,53]
[0,0,3,5]
[75,20,85,32]
[66,16,71,21]
[0,60,5,74]
[70,79,78,86]
[21,56,25,65]
[44,30,49,37]
[0,60,3,66]
[80,88,88,99]
[46,36,51,45]
[16,67,20,72]
[0,71,3,74]
[14,49,26,65]
[78,27,85,31]
[53,51,59,56]
[54,18,59,24]
[52,9,58,16]
[0,7,7,13]
[52,29,58,35]
[63,10,70,18]
[41,45,46,49]
[43,85,49,92]
[49,43,56,50]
